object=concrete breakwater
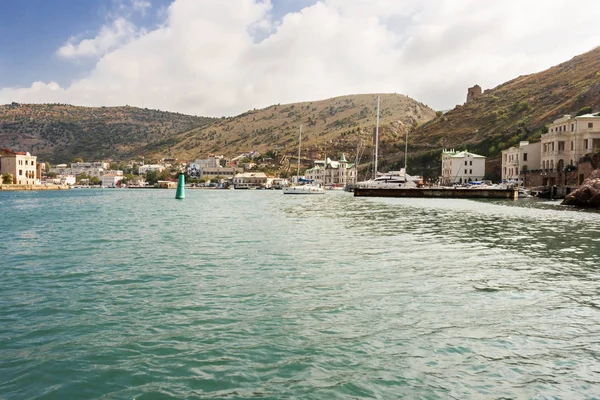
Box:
[354,187,518,199]
[0,184,70,191]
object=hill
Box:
[0,103,214,163]
[0,94,436,166]
[409,46,600,179]
[167,93,436,168]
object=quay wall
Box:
[354,188,518,199]
[0,184,70,191]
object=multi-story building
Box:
[501,141,541,182]
[49,161,118,178]
[199,166,238,180]
[440,149,486,185]
[138,164,165,174]
[187,154,224,176]
[305,154,356,187]
[233,172,267,189]
[541,113,600,172]
[0,148,38,185]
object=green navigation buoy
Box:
[175,173,185,199]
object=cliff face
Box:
[562,169,600,207]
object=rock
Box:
[562,169,600,207]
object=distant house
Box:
[441,149,486,185]
[233,172,267,189]
[138,164,165,174]
[101,174,122,187]
[157,180,177,188]
[305,154,356,187]
[501,141,541,183]
[0,148,38,185]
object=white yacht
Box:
[355,169,422,189]
[354,95,420,190]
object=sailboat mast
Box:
[297,125,302,184]
[404,129,408,171]
[374,95,380,178]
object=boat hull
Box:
[283,186,325,194]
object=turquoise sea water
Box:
[1,189,600,399]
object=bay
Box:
[1,189,600,399]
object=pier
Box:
[353,187,518,199]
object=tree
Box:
[90,176,101,186]
[146,170,160,184]
[72,157,84,164]
[2,173,14,184]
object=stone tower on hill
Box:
[466,84,482,103]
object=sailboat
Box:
[355,95,421,189]
[283,125,325,195]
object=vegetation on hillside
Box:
[0,103,214,163]
[169,93,436,175]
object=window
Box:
[585,139,589,149]
[469,169,472,174]
[464,169,467,174]
[571,141,574,151]
[523,153,528,161]
[589,122,593,129]
[558,141,565,151]
[464,161,467,165]
[19,170,23,175]
[470,161,472,166]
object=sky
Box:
[0,0,599,117]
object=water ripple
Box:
[1,190,600,399]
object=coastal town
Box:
[2,96,599,200]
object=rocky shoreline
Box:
[561,170,600,207]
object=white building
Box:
[233,172,267,189]
[541,113,600,172]
[305,154,356,187]
[138,164,165,174]
[501,141,541,182]
[441,149,486,185]
[0,148,38,185]
[101,174,123,187]
[57,174,76,185]
[187,154,224,176]
[49,161,120,179]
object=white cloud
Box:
[57,18,138,59]
[3,0,600,116]
[132,0,152,14]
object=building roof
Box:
[442,149,485,158]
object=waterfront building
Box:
[501,141,541,183]
[541,113,600,173]
[441,149,486,185]
[305,154,356,187]
[101,174,123,187]
[49,161,120,179]
[233,172,268,189]
[187,154,224,175]
[0,148,38,185]
[57,174,76,185]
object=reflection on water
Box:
[1,190,599,399]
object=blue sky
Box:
[0,0,170,87]
[1,0,599,116]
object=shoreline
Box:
[0,184,70,191]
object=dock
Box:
[353,187,518,199]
